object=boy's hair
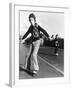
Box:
[29,13,36,22]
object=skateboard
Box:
[20,65,38,77]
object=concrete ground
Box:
[38,47,64,72]
[19,44,64,79]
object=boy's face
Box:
[29,17,35,26]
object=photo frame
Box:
[9,3,70,87]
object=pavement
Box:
[38,47,64,72]
[19,44,64,79]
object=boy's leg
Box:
[31,40,41,72]
[24,44,32,69]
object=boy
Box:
[21,13,49,74]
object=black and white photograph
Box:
[0,0,71,89]
[19,10,64,79]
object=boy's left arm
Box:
[38,25,49,39]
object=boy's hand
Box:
[21,39,25,44]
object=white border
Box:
[10,3,70,87]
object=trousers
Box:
[24,39,41,71]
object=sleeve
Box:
[22,26,31,40]
[38,25,49,37]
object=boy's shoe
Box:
[32,70,39,77]
[21,65,26,69]
[32,71,37,74]
[56,53,59,56]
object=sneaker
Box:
[33,71,37,74]
[56,53,59,56]
[21,66,27,70]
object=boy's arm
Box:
[38,25,49,38]
[22,26,31,40]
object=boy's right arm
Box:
[21,26,31,44]
[22,27,31,40]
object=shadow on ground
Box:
[19,66,35,77]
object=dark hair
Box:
[29,13,36,22]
